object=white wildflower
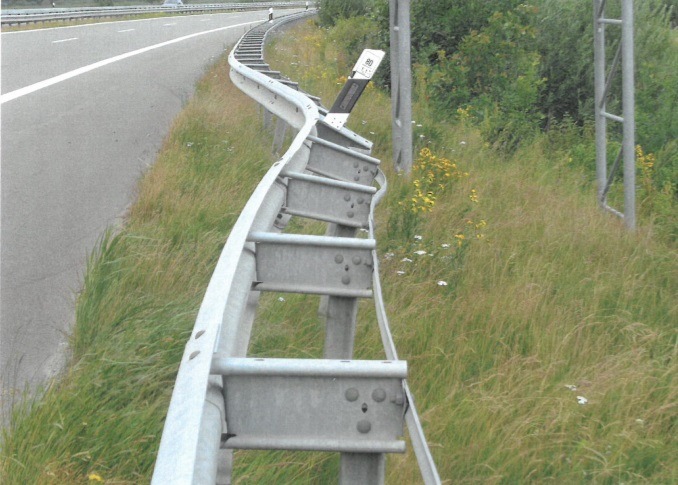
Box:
[565,384,577,391]
[278,297,286,302]
[414,250,427,256]
[441,243,451,249]
[401,258,413,263]
[396,271,406,275]
[577,396,588,405]
[437,281,448,286]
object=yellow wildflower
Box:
[457,106,471,120]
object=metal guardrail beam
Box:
[153,10,440,484]
[151,13,319,484]
[1,2,307,26]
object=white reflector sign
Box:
[325,49,385,130]
[352,49,385,80]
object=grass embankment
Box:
[2,19,676,484]
[1,58,277,483]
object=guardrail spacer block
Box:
[248,232,375,297]
[212,357,407,454]
[284,171,376,228]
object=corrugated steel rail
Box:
[152,10,440,484]
[1,2,306,26]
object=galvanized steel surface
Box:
[152,13,319,484]
[153,10,440,484]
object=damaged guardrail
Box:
[152,10,440,484]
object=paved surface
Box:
[0,10,299,414]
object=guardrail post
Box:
[263,109,273,130]
[319,221,385,483]
[340,453,385,484]
[321,224,358,359]
[272,118,289,153]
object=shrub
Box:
[423,5,544,149]
[535,0,596,126]
[387,148,468,242]
[326,15,380,64]
[317,0,375,27]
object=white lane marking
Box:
[163,23,177,26]
[1,20,256,104]
[117,28,135,33]
[52,37,78,44]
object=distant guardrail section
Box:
[149,10,440,484]
[1,2,307,26]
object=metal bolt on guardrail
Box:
[152,10,440,484]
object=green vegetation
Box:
[1,61,277,483]
[317,0,677,242]
[2,4,676,484]
[372,0,677,203]
[317,0,372,27]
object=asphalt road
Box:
[0,9,299,412]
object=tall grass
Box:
[1,58,276,483]
[2,18,676,484]
[263,20,677,483]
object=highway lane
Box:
[2,13,265,93]
[0,9,301,412]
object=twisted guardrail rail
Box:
[152,11,440,484]
[1,2,306,26]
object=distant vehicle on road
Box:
[162,0,184,6]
